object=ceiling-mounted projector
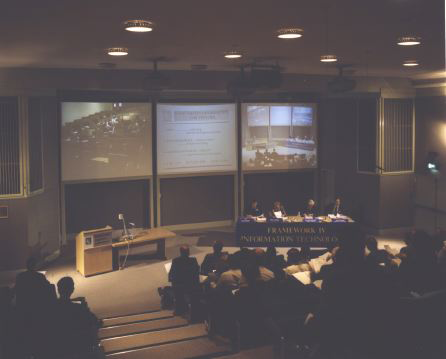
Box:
[327,64,356,93]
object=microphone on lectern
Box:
[118,213,130,240]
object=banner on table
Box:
[236,220,360,247]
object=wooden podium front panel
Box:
[82,246,113,277]
[76,235,112,277]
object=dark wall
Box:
[160,175,234,226]
[28,97,61,258]
[319,97,416,230]
[0,199,29,271]
[243,171,315,215]
[414,95,446,233]
[415,96,446,172]
[319,98,380,227]
[65,179,150,233]
[378,174,415,229]
[0,97,61,270]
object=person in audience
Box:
[245,199,263,217]
[284,245,320,275]
[286,248,302,266]
[398,230,443,295]
[200,240,227,276]
[217,255,243,289]
[303,199,318,217]
[169,245,200,317]
[251,248,275,283]
[55,276,100,358]
[0,287,15,358]
[365,236,392,267]
[265,245,286,278]
[305,239,402,358]
[15,257,52,313]
[269,200,287,219]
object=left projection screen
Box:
[61,102,152,181]
[157,104,237,175]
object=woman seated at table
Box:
[246,199,263,217]
[269,201,287,219]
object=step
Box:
[101,323,207,354]
[99,316,188,339]
[218,346,275,359]
[102,310,173,327]
[106,336,231,359]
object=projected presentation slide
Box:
[61,102,152,181]
[157,104,237,175]
[242,103,317,171]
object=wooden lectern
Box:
[76,226,113,277]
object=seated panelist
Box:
[327,197,343,216]
[246,199,263,217]
[303,199,318,217]
[269,201,287,219]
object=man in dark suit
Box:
[327,198,344,216]
[15,257,52,313]
[200,240,228,276]
[55,276,100,358]
[169,245,200,318]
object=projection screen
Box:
[61,102,152,181]
[157,104,237,175]
[242,103,317,171]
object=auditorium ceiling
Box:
[0,0,444,77]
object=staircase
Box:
[99,310,233,359]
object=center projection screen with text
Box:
[242,103,317,171]
[157,104,237,175]
[61,102,152,181]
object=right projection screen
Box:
[242,103,317,171]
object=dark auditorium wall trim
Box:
[414,95,446,173]
[64,179,151,234]
[159,175,234,226]
[414,94,446,232]
[28,98,44,193]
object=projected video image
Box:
[157,104,237,175]
[61,102,152,181]
[242,104,317,171]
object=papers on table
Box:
[255,216,267,223]
[384,245,399,257]
[313,280,323,290]
[164,262,172,273]
[309,252,332,273]
[273,211,282,219]
[292,271,312,285]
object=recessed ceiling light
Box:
[397,36,421,46]
[124,20,154,32]
[224,50,242,59]
[320,54,337,63]
[107,47,128,56]
[403,60,419,67]
[277,28,303,39]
